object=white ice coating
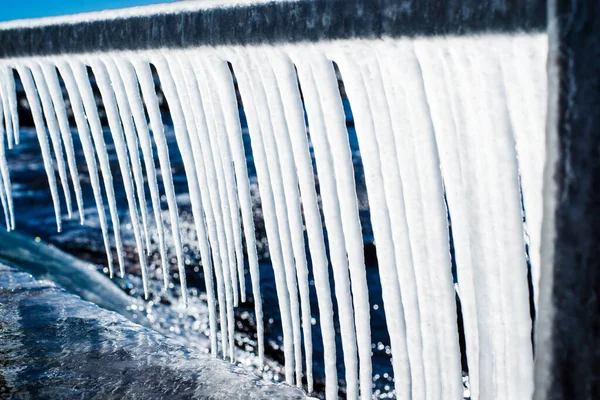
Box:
[168,52,225,357]
[68,59,127,276]
[0,66,14,150]
[167,52,232,358]
[102,58,152,255]
[0,73,14,231]
[228,48,296,384]
[29,62,75,220]
[208,54,265,368]
[202,57,246,307]
[268,49,338,398]
[240,48,305,386]
[129,58,190,312]
[55,59,115,277]
[88,58,151,298]
[0,33,546,399]
[40,61,86,224]
[290,52,359,399]
[0,94,10,230]
[114,58,169,290]
[250,49,314,391]
[15,64,63,232]
[332,45,414,399]
[2,66,19,146]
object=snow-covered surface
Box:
[0,33,547,399]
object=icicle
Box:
[290,50,359,400]
[239,47,305,386]
[0,99,10,230]
[329,46,413,399]
[442,39,534,398]
[208,53,265,368]
[466,39,534,399]
[152,52,225,309]
[228,48,295,385]
[413,38,480,399]
[102,57,152,255]
[385,41,464,399]
[0,67,13,150]
[191,55,240,313]
[89,58,150,299]
[114,58,168,290]
[349,43,428,398]
[55,59,115,276]
[0,73,14,231]
[69,59,126,276]
[2,66,19,146]
[16,64,62,232]
[168,52,231,358]
[268,49,337,396]
[40,60,86,223]
[249,49,314,390]
[29,62,74,219]
[201,56,246,306]
[0,173,8,231]
[500,35,547,309]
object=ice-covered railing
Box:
[0,1,550,399]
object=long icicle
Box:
[89,58,150,299]
[0,71,14,231]
[2,66,19,146]
[201,55,246,306]
[170,52,230,358]
[209,54,265,368]
[40,60,86,223]
[188,53,240,360]
[331,46,412,399]
[251,49,314,391]
[115,58,169,291]
[69,59,126,276]
[242,47,304,386]
[269,49,337,397]
[355,43,426,397]
[16,64,62,232]
[0,67,13,150]
[413,38,480,399]
[291,50,359,400]
[469,40,534,399]
[29,61,74,219]
[56,59,115,277]
[103,57,152,254]
[228,48,295,384]
[152,52,220,309]
[193,55,240,313]
[397,41,463,399]
[0,98,10,230]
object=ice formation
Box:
[0,33,547,399]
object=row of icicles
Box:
[0,34,546,400]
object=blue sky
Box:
[0,0,177,23]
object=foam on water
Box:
[0,33,546,399]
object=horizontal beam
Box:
[0,0,546,58]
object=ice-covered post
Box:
[535,0,600,399]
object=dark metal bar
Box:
[0,0,546,58]
[535,0,600,399]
